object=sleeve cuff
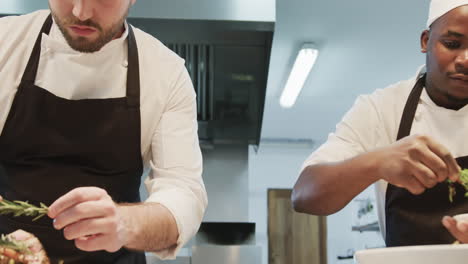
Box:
[144,188,205,260]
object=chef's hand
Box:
[442,216,468,243]
[48,187,128,253]
[376,134,460,195]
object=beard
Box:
[51,10,128,53]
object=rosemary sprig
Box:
[448,169,468,202]
[0,200,48,221]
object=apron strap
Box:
[21,14,53,84]
[396,74,426,140]
[126,25,141,108]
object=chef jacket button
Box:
[123,60,128,67]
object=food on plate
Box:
[0,199,59,263]
[0,230,50,264]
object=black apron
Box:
[0,15,146,263]
[385,74,468,246]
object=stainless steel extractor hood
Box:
[0,0,275,22]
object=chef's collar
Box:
[41,15,129,55]
[415,64,426,80]
[420,89,468,115]
[417,64,468,114]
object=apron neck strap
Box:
[21,14,53,84]
[126,25,140,108]
[396,74,426,141]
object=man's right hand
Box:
[375,134,460,195]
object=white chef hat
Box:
[427,0,468,27]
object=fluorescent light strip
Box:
[280,44,319,108]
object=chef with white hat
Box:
[293,0,468,246]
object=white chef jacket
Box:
[0,10,207,259]
[302,67,468,240]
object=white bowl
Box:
[354,244,468,264]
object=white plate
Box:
[354,244,468,264]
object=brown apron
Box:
[0,14,146,263]
[385,74,468,246]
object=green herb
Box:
[0,235,30,254]
[448,169,468,202]
[460,169,468,189]
[0,200,48,221]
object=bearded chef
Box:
[0,1,207,263]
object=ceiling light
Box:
[280,43,319,108]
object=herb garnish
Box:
[0,200,48,221]
[448,169,468,202]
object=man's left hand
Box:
[442,216,468,243]
[48,187,128,252]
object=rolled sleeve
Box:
[144,66,207,259]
